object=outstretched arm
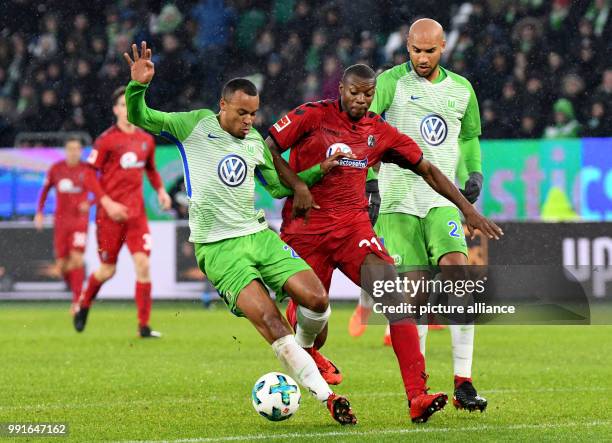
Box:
[124,41,214,144]
[413,159,502,240]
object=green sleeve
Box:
[459,81,482,140]
[255,142,324,199]
[369,64,406,115]
[125,80,213,143]
[366,168,378,181]
[458,137,482,174]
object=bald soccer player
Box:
[369,18,489,412]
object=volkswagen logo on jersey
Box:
[218,154,247,187]
[120,151,145,169]
[420,114,448,146]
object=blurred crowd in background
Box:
[0,0,610,147]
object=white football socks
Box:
[295,305,331,348]
[417,324,428,356]
[450,324,474,378]
[416,324,474,378]
[271,334,332,402]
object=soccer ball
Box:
[252,372,301,421]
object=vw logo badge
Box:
[420,114,448,146]
[218,154,247,187]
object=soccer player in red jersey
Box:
[73,86,172,338]
[267,64,502,422]
[36,137,127,314]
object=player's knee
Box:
[97,264,116,281]
[70,252,84,269]
[133,254,150,280]
[302,287,329,313]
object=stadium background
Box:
[0,0,610,300]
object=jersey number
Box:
[448,221,461,238]
[143,233,152,251]
[358,237,383,251]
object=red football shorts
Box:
[96,215,151,264]
[54,225,87,259]
[280,216,393,291]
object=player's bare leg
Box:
[132,252,159,338]
[236,280,356,425]
[438,252,487,412]
[73,263,116,332]
[361,254,447,423]
[66,250,85,315]
[283,270,342,385]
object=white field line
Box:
[122,420,612,443]
[2,386,610,412]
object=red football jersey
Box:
[88,125,161,219]
[269,100,423,234]
[37,161,102,228]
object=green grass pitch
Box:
[1,301,611,442]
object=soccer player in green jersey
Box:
[368,19,489,412]
[122,41,356,425]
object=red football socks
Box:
[135,281,152,327]
[69,267,85,304]
[454,375,472,388]
[390,321,427,400]
[80,274,103,308]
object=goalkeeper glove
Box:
[366,179,381,227]
[460,172,483,204]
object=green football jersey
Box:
[125,80,323,243]
[370,64,481,217]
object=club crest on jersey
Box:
[367,135,376,147]
[141,142,148,151]
[120,151,145,169]
[273,115,292,132]
[218,154,247,187]
[420,114,448,146]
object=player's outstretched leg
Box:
[238,280,356,425]
[361,255,447,423]
[284,272,342,385]
[74,264,115,332]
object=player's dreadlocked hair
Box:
[222,78,258,100]
[342,64,376,83]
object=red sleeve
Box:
[378,120,423,169]
[145,136,163,191]
[36,165,55,213]
[83,167,105,202]
[88,133,110,170]
[268,103,323,152]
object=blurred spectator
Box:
[0,0,608,146]
[518,113,541,139]
[544,99,581,139]
[583,100,611,137]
